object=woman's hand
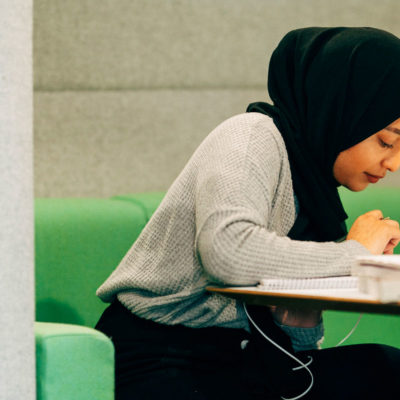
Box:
[346,210,400,254]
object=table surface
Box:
[206,285,400,315]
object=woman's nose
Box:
[382,150,400,172]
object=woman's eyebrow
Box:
[385,126,400,135]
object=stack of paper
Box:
[352,255,400,302]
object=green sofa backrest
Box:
[35,188,400,346]
[324,186,400,347]
[339,186,400,243]
[34,194,164,327]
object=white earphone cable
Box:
[243,304,314,400]
[335,313,363,347]
[244,305,362,399]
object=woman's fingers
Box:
[365,209,384,219]
[384,219,400,228]
[383,237,400,254]
[347,211,400,254]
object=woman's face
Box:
[333,118,400,191]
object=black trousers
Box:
[95,301,400,399]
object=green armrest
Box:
[35,322,114,400]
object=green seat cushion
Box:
[35,322,114,400]
[35,198,147,327]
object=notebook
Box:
[258,256,400,290]
[258,276,358,291]
[255,255,400,302]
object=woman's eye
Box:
[380,139,393,149]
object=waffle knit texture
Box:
[97,113,370,329]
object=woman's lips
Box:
[365,173,383,183]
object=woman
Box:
[96,27,400,399]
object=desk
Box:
[207,286,400,315]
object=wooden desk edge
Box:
[206,286,400,315]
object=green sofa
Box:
[35,188,400,399]
[35,193,164,400]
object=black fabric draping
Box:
[247,27,400,242]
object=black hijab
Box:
[247,27,400,242]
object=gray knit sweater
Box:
[97,113,370,329]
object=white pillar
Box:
[0,1,35,399]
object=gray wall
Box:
[34,0,400,197]
[0,1,34,399]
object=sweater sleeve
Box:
[195,117,370,286]
[275,320,325,352]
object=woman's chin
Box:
[343,181,369,192]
